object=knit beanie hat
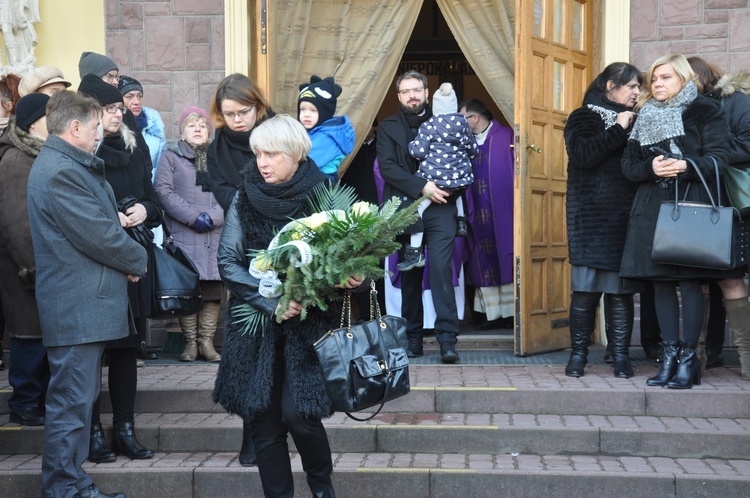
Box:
[78,74,123,107]
[179,106,212,135]
[298,75,341,127]
[432,82,458,116]
[15,93,50,132]
[78,51,118,79]
[118,75,143,96]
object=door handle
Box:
[526,144,542,153]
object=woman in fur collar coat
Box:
[688,57,750,382]
[154,107,225,363]
[0,94,50,427]
[213,115,362,498]
[620,54,731,389]
[78,73,162,463]
[563,62,643,380]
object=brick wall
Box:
[105,0,226,140]
[630,0,750,73]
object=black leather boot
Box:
[606,294,635,378]
[111,420,154,460]
[406,333,423,358]
[667,342,702,389]
[565,292,599,377]
[239,419,256,466]
[88,423,116,463]
[440,342,459,363]
[646,341,679,386]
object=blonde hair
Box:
[249,114,311,162]
[637,54,701,109]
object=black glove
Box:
[127,223,154,247]
[193,212,214,233]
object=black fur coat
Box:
[212,160,339,421]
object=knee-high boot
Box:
[239,418,257,466]
[178,314,198,362]
[198,302,221,362]
[606,294,634,378]
[724,297,750,381]
[647,341,680,386]
[565,292,600,377]
[667,342,702,389]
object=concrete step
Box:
[105,384,750,419]
[1,451,749,497]
[4,411,750,460]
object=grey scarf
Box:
[629,81,698,155]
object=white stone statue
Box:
[0,0,40,68]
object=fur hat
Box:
[78,51,118,79]
[179,106,212,135]
[118,75,143,96]
[18,66,71,97]
[15,93,50,132]
[298,75,341,127]
[78,74,123,107]
[432,82,457,116]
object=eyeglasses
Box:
[398,86,425,95]
[222,107,255,120]
[103,105,125,114]
[103,72,119,84]
[464,114,477,120]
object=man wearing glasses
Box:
[378,70,462,364]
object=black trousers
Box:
[251,367,334,498]
[91,347,137,424]
[401,201,459,344]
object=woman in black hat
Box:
[78,74,161,463]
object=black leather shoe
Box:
[406,335,423,358]
[440,343,459,364]
[73,483,126,498]
[89,424,116,463]
[9,406,45,426]
[138,341,158,360]
[111,421,154,460]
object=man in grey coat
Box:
[28,91,148,498]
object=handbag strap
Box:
[674,157,720,211]
[346,380,392,422]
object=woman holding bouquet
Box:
[213,114,361,498]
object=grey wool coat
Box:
[27,135,148,347]
[153,140,224,281]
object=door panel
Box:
[514,0,593,355]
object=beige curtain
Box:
[271,0,424,172]
[435,0,515,122]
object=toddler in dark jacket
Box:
[399,82,478,271]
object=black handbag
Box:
[149,223,204,319]
[651,156,737,270]
[314,282,410,421]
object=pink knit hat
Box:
[179,106,212,135]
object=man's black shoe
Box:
[9,406,45,426]
[397,245,425,272]
[406,336,423,357]
[440,343,459,364]
[73,483,126,498]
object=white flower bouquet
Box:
[233,183,420,332]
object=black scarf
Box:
[212,126,254,190]
[97,133,132,169]
[583,89,631,130]
[240,158,326,224]
[401,103,433,132]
